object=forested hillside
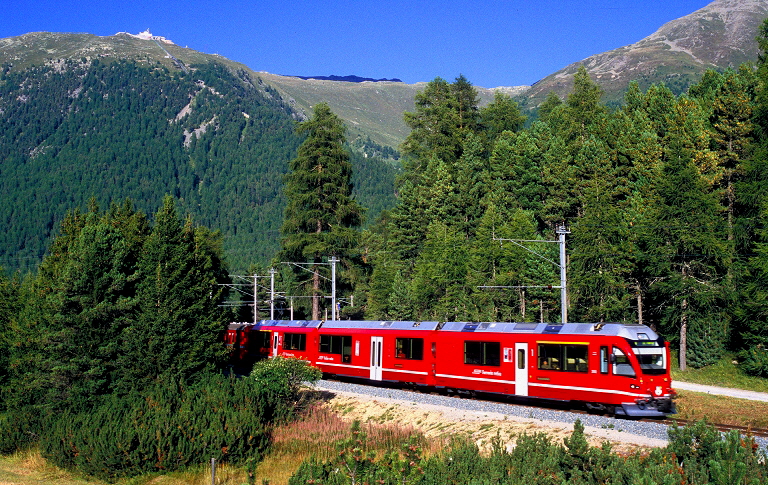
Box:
[0,58,398,274]
[360,53,768,373]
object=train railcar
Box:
[228,320,676,417]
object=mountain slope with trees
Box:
[0,56,398,274]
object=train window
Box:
[283,332,306,351]
[636,351,666,375]
[612,347,636,377]
[395,338,424,360]
[600,346,609,374]
[517,349,525,369]
[257,331,271,349]
[564,345,588,372]
[464,341,501,366]
[538,343,588,373]
[320,335,353,362]
[538,344,561,370]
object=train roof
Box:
[232,320,660,342]
[258,320,323,328]
[322,320,442,331]
[440,321,660,341]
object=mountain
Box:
[288,75,403,83]
[0,35,399,275]
[522,0,768,106]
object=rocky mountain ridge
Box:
[523,0,768,104]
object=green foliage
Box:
[278,102,364,320]
[288,419,768,484]
[738,345,768,377]
[250,356,322,405]
[120,196,230,388]
[40,375,278,481]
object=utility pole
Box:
[253,273,259,324]
[330,256,338,320]
[480,224,570,323]
[556,224,570,324]
[269,267,276,320]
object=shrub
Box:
[739,345,768,378]
[40,374,286,481]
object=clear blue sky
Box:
[3,0,712,88]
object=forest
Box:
[349,56,768,376]
[0,58,398,275]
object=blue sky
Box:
[3,0,712,88]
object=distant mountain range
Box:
[4,0,762,147]
[287,74,403,83]
[522,0,768,106]
[1,0,767,273]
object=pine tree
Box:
[122,196,229,387]
[278,103,363,320]
[650,97,728,370]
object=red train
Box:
[225,320,676,417]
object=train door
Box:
[272,332,279,357]
[515,342,528,396]
[370,336,383,381]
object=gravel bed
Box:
[316,379,768,452]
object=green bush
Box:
[739,346,768,378]
[288,419,768,484]
[40,374,283,481]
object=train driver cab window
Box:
[464,341,501,366]
[319,335,353,362]
[612,347,636,377]
[395,338,424,360]
[283,332,306,351]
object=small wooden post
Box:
[211,457,216,484]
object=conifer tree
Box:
[122,196,229,387]
[651,97,728,370]
[278,103,363,320]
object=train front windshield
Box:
[631,338,667,375]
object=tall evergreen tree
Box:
[650,97,729,370]
[278,103,363,320]
[122,196,229,387]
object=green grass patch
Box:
[671,352,768,393]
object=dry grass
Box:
[0,448,98,485]
[673,390,768,428]
[252,403,434,485]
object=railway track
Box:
[660,418,768,439]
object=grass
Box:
[672,390,768,428]
[254,402,435,485]
[671,352,768,393]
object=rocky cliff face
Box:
[522,0,768,105]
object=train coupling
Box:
[617,396,676,417]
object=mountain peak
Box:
[524,0,768,104]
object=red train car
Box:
[229,320,676,417]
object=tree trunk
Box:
[636,286,643,327]
[680,297,688,371]
[312,267,320,320]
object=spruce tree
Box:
[278,103,363,320]
[122,196,229,387]
[651,97,728,370]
